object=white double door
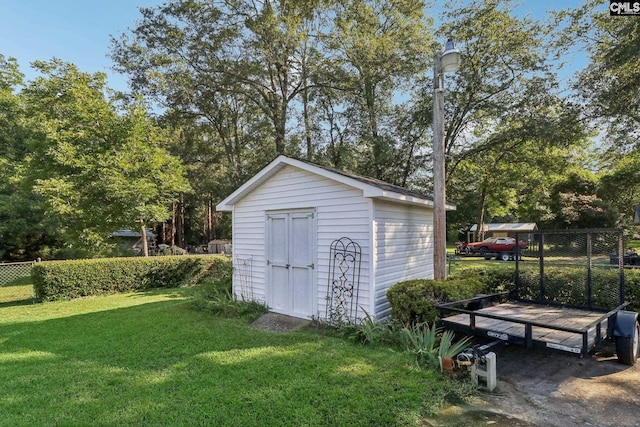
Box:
[266,210,315,318]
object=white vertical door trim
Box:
[289,210,316,318]
[368,198,376,320]
[266,213,289,314]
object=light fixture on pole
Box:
[433,38,461,280]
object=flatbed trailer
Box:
[438,293,632,358]
[438,229,640,365]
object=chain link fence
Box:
[516,229,624,310]
[0,261,36,287]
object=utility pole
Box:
[433,51,446,280]
[432,39,461,280]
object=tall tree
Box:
[434,0,588,235]
[0,56,62,260]
[322,0,432,181]
[556,1,640,227]
[111,0,322,155]
[599,153,640,228]
[548,168,617,229]
[159,103,272,245]
[22,59,190,255]
[562,0,640,151]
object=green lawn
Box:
[0,282,465,426]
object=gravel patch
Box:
[251,312,312,333]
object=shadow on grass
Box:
[0,290,443,426]
[0,279,36,308]
[1,277,32,287]
[0,297,36,309]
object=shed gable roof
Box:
[217,156,455,211]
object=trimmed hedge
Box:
[626,269,640,310]
[388,264,640,325]
[32,255,231,301]
[386,277,485,325]
[449,263,516,294]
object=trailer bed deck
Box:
[439,301,614,355]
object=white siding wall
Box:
[373,200,434,319]
[231,165,372,320]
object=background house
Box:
[216,156,454,322]
[111,229,156,254]
[467,223,538,242]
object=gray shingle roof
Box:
[298,158,434,202]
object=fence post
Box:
[587,232,593,310]
[618,229,625,306]
[538,232,545,304]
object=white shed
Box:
[216,156,455,322]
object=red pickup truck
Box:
[459,237,528,260]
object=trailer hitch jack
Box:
[456,341,502,392]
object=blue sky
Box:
[0,0,589,92]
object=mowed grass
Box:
[0,282,459,426]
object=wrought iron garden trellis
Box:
[234,256,254,300]
[325,237,362,324]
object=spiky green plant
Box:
[437,330,472,371]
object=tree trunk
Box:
[364,80,382,177]
[476,186,488,242]
[274,102,287,155]
[206,196,213,242]
[176,193,185,248]
[171,202,176,246]
[140,219,149,257]
[303,86,313,160]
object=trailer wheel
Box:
[499,252,510,261]
[616,320,639,366]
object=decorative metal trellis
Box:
[325,237,362,325]
[234,256,254,300]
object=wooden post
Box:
[433,51,447,280]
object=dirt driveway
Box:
[430,341,640,427]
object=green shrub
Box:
[388,264,516,325]
[386,277,484,325]
[396,322,472,371]
[388,262,639,326]
[347,309,403,347]
[625,269,640,310]
[190,259,267,321]
[191,290,268,321]
[449,263,516,294]
[400,322,440,367]
[32,256,230,301]
[515,265,621,308]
